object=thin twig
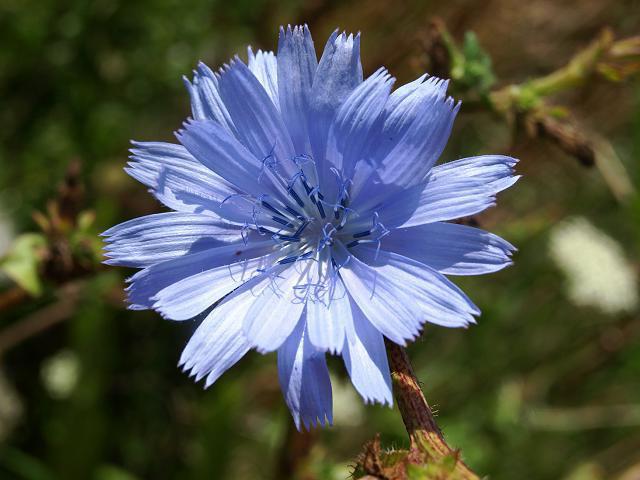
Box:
[0,286,29,312]
[427,20,639,186]
[0,282,80,355]
[385,339,479,480]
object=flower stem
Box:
[274,421,316,479]
[384,339,480,480]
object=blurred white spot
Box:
[549,217,638,314]
[41,350,80,400]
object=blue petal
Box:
[278,317,333,430]
[326,67,394,179]
[305,253,349,353]
[179,287,253,387]
[335,243,479,345]
[176,119,283,200]
[306,298,347,354]
[372,177,495,229]
[308,31,362,173]
[383,222,516,275]
[382,73,429,110]
[151,241,276,321]
[430,155,521,194]
[242,264,308,353]
[386,155,520,227]
[126,240,270,312]
[247,48,279,107]
[127,141,247,222]
[102,212,242,268]
[184,63,237,134]
[351,75,459,203]
[277,25,317,155]
[342,299,393,405]
[216,59,296,177]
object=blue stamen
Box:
[285,205,304,219]
[278,250,313,265]
[278,256,298,264]
[271,216,295,228]
[273,234,301,242]
[300,177,313,195]
[287,187,305,208]
[261,199,285,217]
[292,220,310,238]
[316,193,326,219]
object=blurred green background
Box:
[0,0,639,479]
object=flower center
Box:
[225,153,389,267]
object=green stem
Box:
[525,29,614,97]
[489,29,614,113]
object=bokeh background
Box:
[1,0,639,479]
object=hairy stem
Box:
[488,28,615,114]
[522,29,614,97]
[385,339,479,480]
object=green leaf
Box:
[0,233,47,296]
[459,31,496,93]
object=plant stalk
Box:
[385,339,480,480]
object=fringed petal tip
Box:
[215,55,246,76]
[195,60,215,76]
[126,303,147,311]
[415,75,461,112]
[101,257,120,267]
[390,314,481,343]
[327,29,360,46]
[278,23,311,38]
[503,156,520,167]
[505,174,523,191]
[253,345,274,355]
[294,413,334,432]
[99,228,112,238]
[369,66,394,84]
[246,45,274,61]
[179,362,219,389]
[361,394,393,408]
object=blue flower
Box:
[103,25,519,430]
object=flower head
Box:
[103,25,519,430]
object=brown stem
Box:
[274,421,316,480]
[385,339,479,480]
